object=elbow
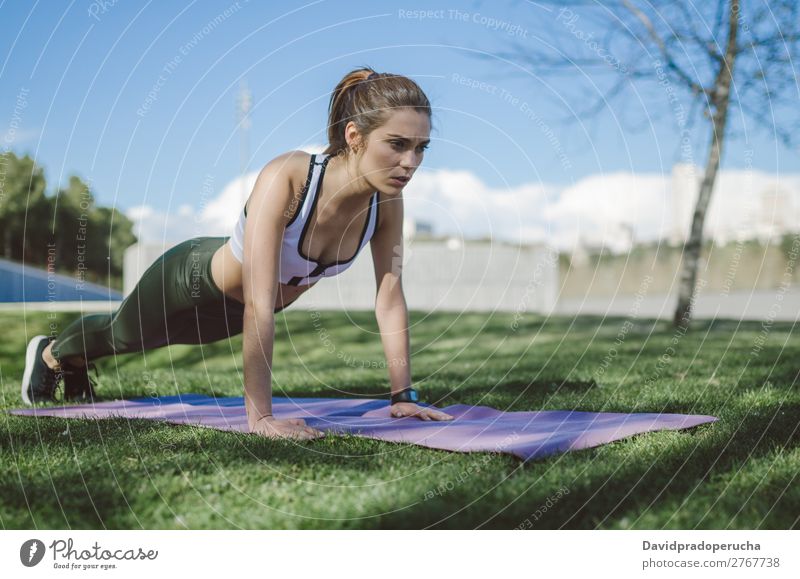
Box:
[375,275,405,307]
[375,293,407,316]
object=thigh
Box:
[161,237,246,345]
[165,301,245,346]
[109,241,197,350]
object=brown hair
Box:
[323,67,433,158]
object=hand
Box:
[390,402,453,421]
[249,416,326,440]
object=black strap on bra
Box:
[288,261,329,286]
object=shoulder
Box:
[245,151,313,218]
[265,149,313,189]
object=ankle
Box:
[42,343,86,370]
[42,342,61,370]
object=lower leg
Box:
[42,340,84,370]
[49,312,133,367]
[44,238,240,370]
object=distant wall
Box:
[555,239,800,320]
[559,241,800,298]
[123,241,180,297]
[296,240,559,313]
[124,239,560,313]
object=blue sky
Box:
[1,0,798,247]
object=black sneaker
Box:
[21,335,63,405]
[62,361,99,402]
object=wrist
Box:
[248,413,274,428]
[390,387,419,405]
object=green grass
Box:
[1,309,798,529]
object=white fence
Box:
[123,239,560,313]
[107,240,800,320]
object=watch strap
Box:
[391,387,419,405]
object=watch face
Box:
[409,391,419,402]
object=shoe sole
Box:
[21,335,48,406]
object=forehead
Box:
[377,108,431,139]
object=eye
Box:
[390,140,428,153]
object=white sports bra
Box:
[229,153,379,286]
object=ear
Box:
[344,121,365,153]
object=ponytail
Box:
[323,67,433,158]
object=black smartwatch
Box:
[391,387,419,405]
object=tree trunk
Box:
[673,0,739,328]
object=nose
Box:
[400,149,421,170]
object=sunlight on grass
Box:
[1,310,798,529]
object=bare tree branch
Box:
[479,0,798,327]
[621,0,708,96]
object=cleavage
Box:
[302,199,369,266]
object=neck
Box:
[323,153,375,212]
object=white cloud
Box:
[544,172,671,252]
[1,127,40,145]
[301,143,327,154]
[402,168,551,243]
[127,172,258,244]
[126,156,800,253]
[126,144,325,244]
[198,171,259,232]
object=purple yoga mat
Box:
[9,394,718,462]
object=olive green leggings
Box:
[51,236,250,363]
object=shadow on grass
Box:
[3,397,797,528]
[2,416,421,528]
[381,403,800,529]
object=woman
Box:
[21,67,454,440]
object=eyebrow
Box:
[386,133,431,146]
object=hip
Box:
[165,236,242,311]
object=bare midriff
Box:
[208,241,316,310]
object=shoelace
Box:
[39,365,62,403]
[55,362,99,402]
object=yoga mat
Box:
[9,394,718,462]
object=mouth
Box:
[390,175,410,186]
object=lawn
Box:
[1,309,798,529]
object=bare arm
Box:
[241,152,324,438]
[370,192,412,396]
[370,193,452,422]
